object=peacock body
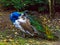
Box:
[9,11,38,37]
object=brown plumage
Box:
[20,19,34,34]
[18,15,38,37]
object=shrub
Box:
[0,0,48,11]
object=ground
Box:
[0,10,60,45]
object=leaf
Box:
[56,26,59,29]
[3,39,7,42]
[15,32,18,35]
[9,39,13,42]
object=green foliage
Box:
[28,15,45,32]
[0,0,48,11]
[34,0,48,4]
[0,0,11,7]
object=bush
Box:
[0,0,48,11]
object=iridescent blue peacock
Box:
[10,11,39,37]
[9,11,58,39]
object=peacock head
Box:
[10,11,21,23]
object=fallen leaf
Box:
[9,39,13,42]
[15,32,18,35]
[3,39,7,42]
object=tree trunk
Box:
[48,0,55,19]
[51,0,55,19]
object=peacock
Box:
[10,11,58,39]
[9,11,39,37]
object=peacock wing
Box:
[20,19,34,34]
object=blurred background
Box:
[0,0,60,45]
